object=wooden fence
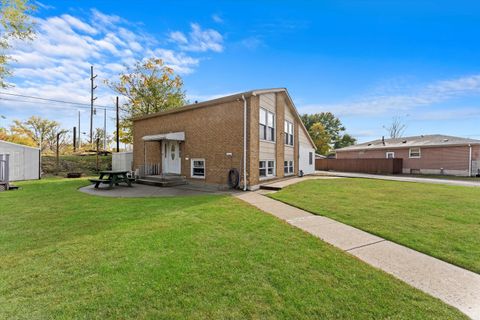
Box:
[315,158,403,174]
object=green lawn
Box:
[271,178,480,274]
[0,179,466,319]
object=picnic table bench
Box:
[89,170,134,189]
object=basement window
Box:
[191,159,205,179]
[284,160,294,175]
[409,148,421,158]
[260,160,275,178]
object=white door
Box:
[164,141,181,174]
[299,145,315,175]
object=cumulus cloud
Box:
[300,74,480,117]
[169,23,224,52]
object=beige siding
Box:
[259,93,276,162]
[284,146,294,160]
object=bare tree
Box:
[383,116,407,138]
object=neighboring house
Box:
[336,134,480,176]
[132,88,316,190]
[0,140,40,181]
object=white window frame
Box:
[409,147,421,158]
[284,120,294,146]
[260,108,275,142]
[259,160,276,178]
[386,152,395,159]
[284,160,294,175]
[191,158,205,179]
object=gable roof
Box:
[336,134,480,152]
[133,88,316,149]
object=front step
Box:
[137,175,187,187]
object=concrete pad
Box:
[288,216,384,251]
[350,240,480,320]
[260,175,341,189]
[79,183,233,198]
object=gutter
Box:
[242,95,247,191]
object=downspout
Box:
[468,144,472,177]
[242,95,247,191]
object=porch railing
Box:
[138,163,161,177]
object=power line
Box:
[0,91,115,109]
[0,97,115,112]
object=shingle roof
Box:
[336,134,480,152]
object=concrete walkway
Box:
[317,171,480,187]
[235,191,480,319]
[260,175,340,190]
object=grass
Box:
[0,179,466,319]
[271,178,480,274]
[403,174,480,182]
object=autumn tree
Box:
[301,112,356,151]
[106,58,187,144]
[0,0,36,87]
[10,116,61,153]
[309,123,331,155]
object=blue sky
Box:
[1,0,480,142]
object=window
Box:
[191,159,205,178]
[284,160,294,175]
[284,120,293,146]
[259,160,275,178]
[259,108,275,142]
[309,152,313,165]
[386,152,395,159]
[409,148,421,158]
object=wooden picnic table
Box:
[89,170,133,189]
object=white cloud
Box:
[212,14,223,24]
[300,74,480,117]
[169,23,224,52]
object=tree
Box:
[301,112,345,143]
[334,133,356,149]
[105,58,187,144]
[384,116,406,138]
[93,128,113,149]
[10,116,61,153]
[309,122,331,155]
[0,0,36,87]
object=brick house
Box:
[132,88,316,189]
[336,135,480,176]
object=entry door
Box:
[164,141,181,174]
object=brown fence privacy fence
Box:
[315,158,403,174]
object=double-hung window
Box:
[259,160,275,178]
[191,159,205,178]
[259,108,275,142]
[284,121,293,145]
[409,148,421,158]
[284,160,294,175]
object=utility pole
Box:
[116,96,120,152]
[90,65,97,144]
[73,126,77,152]
[78,111,81,149]
[103,108,107,151]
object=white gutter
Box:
[242,95,247,191]
[468,144,472,176]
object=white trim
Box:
[259,159,276,178]
[190,158,205,179]
[386,152,395,159]
[142,132,185,141]
[409,147,421,158]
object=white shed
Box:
[0,140,40,181]
[112,152,133,172]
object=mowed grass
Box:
[271,178,480,274]
[0,179,466,319]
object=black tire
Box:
[228,168,240,189]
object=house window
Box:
[259,108,275,142]
[284,120,293,146]
[386,152,395,159]
[409,148,421,158]
[284,160,294,175]
[259,160,275,178]
[191,158,205,178]
[309,152,313,165]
